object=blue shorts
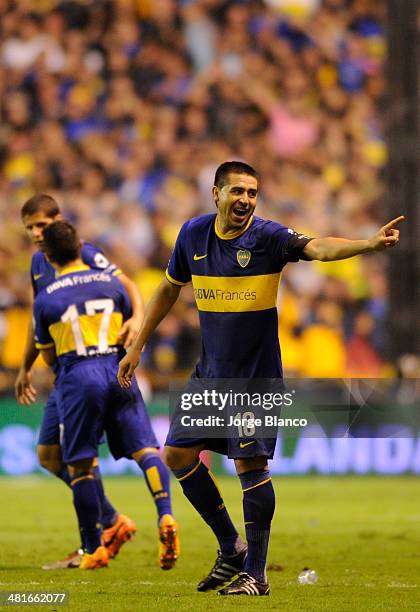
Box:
[164,435,277,460]
[166,376,278,459]
[37,380,105,450]
[38,388,61,445]
[57,355,158,464]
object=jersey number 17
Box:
[61,298,114,356]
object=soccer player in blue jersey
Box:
[118,161,403,595]
[33,220,179,570]
[16,194,141,568]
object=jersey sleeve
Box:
[265,222,313,265]
[283,230,313,262]
[166,221,191,286]
[81,242,121,276]
[33,297,54,349]
[30,252,43,297]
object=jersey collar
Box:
[57,264,90,277]
[215,215,254,240]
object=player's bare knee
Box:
[163,445,201,470]
[67,458,96,477]
[40,458,63,475]
[37,444,63,475]
[235,456,268,474]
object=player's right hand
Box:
[117,349,141,389]
[15,369,37,405]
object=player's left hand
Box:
[370,216,405,251]
[118,317,141,349]
[15,368,37,405]
[117,347,141,388]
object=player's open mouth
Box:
[231,207,249,224]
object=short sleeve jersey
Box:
[166,214,312,378]
[34,265,131,369]
[31,241,121,297]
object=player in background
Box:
[16,194,142,569]
[118,161,404,595]
[34,220,179,570]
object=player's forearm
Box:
[21,320,40,371]
[40,347,57,367]
[304,237,373,262]
[130,280,181,354]
[118,274,144,322]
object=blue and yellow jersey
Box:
[31,241,121,297]
[34,265,131,369]
[166,214,311,378]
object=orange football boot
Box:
[103,514,137,558]
[79,546,108,569]
[158,514,180,570]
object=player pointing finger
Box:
[371,215,405,250]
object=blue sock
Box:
[57,464,85,549]
[58,464,117,533]
[173,461,242,556]
[239,469,275,583]
[138,452,172,523]
[71,472,102,554]
[92,465,118,529]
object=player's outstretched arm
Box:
[117,279,181,388]
[303,216,405,262]
[117,273,145,349]
[15,318,39,405]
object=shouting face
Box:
[213,172,258,235]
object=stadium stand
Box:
[0,0,390,390]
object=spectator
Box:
[0,0,392,389]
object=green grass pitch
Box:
[0,476,419,611]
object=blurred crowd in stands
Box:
[1,0,416,392]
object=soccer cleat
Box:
[42,549,83,570]
[217,572,270,596]
[79,545,109,569]
[103,513,137,559]
[197,548,247,592]
[158,514,180,570]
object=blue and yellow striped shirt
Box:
[34,264,131,369]
[166,214,311,378]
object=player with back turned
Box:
[118,161,404,595]
[17,194,141,568]
[33,220,179,570]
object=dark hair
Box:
[21,194,60,219]
[214,161,258,188]
[42,221,81,266]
